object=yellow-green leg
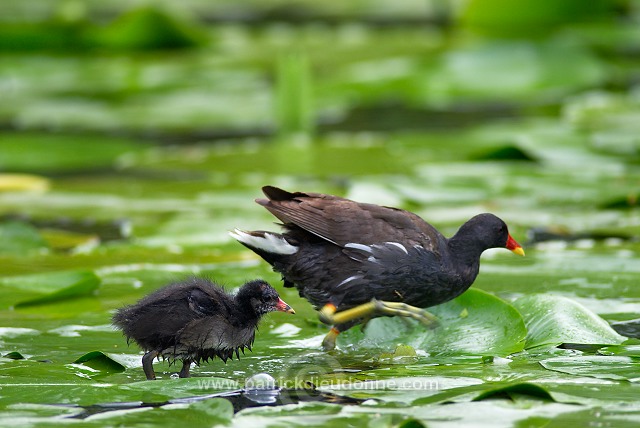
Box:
[318,299,438,351]
[321,327,341,351]
[320,300,438,326]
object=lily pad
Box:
[2,270,101,308]
[540,356,640,382]
[513,294,627,349]
[470,144,538,162]
[0,221,48,255]
[0,174,50,192]
[122,377,240,396]
[339,288,527,357]
[73,351,128,373]
[3,351,26,360]
[472,382,554,402]
[598,344,640,358]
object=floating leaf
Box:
[0,173,49,192]
[40,229,100,252]
[472,382,554,402]
[540,356,640,382]
[339,288,527,357]
[471,144,538,162]
[3,351,25,360]
[123,377,241,395]
[3,270,101,308]
[598,344,640,358]
[0,221,48,255]
[0,134,142,174]
[95,7,203,51]
[601,194,640,209]
[513,294,627,349]
[73,351,127,373]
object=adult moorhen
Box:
[112,277,295,380]
[231,186,524,351]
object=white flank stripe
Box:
[229,229,297,255]
[344,243,373,253]
[336,275,362,287]
[386,242,408,254]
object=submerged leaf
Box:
[513,294,627,349]
[339,288,527,357]
[3,270,101,308]
[378,344,418,363]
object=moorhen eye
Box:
[112,277,294,380]
[231,186,524,351]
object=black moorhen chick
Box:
[112,277,294,380]
[231,186,524,351]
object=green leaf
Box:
[471,144,538,162]
[3,351,25,360]
[540,356,640,382]
[0,173,49,191]
[0,221,48,255]
[598,344,640,358]
[95,7,203,51]
[472,382,554,402]
[40,229,99,252]
[339,288,527,357]
[122,377,240,396]
[513,294,627,349]
[73,351,128,373]
[2,270,101,308]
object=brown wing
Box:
[257,186,441,250]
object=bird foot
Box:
[321,327,340,351]
[371,300,439,328]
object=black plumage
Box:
[113,277,294,380]
[231,186,524,350]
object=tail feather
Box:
[230,229,297,256]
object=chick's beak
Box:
[276,297,295,314]
[506,234,525,256]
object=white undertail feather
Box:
[230,229,298,255]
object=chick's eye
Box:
[264,294,278,303]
